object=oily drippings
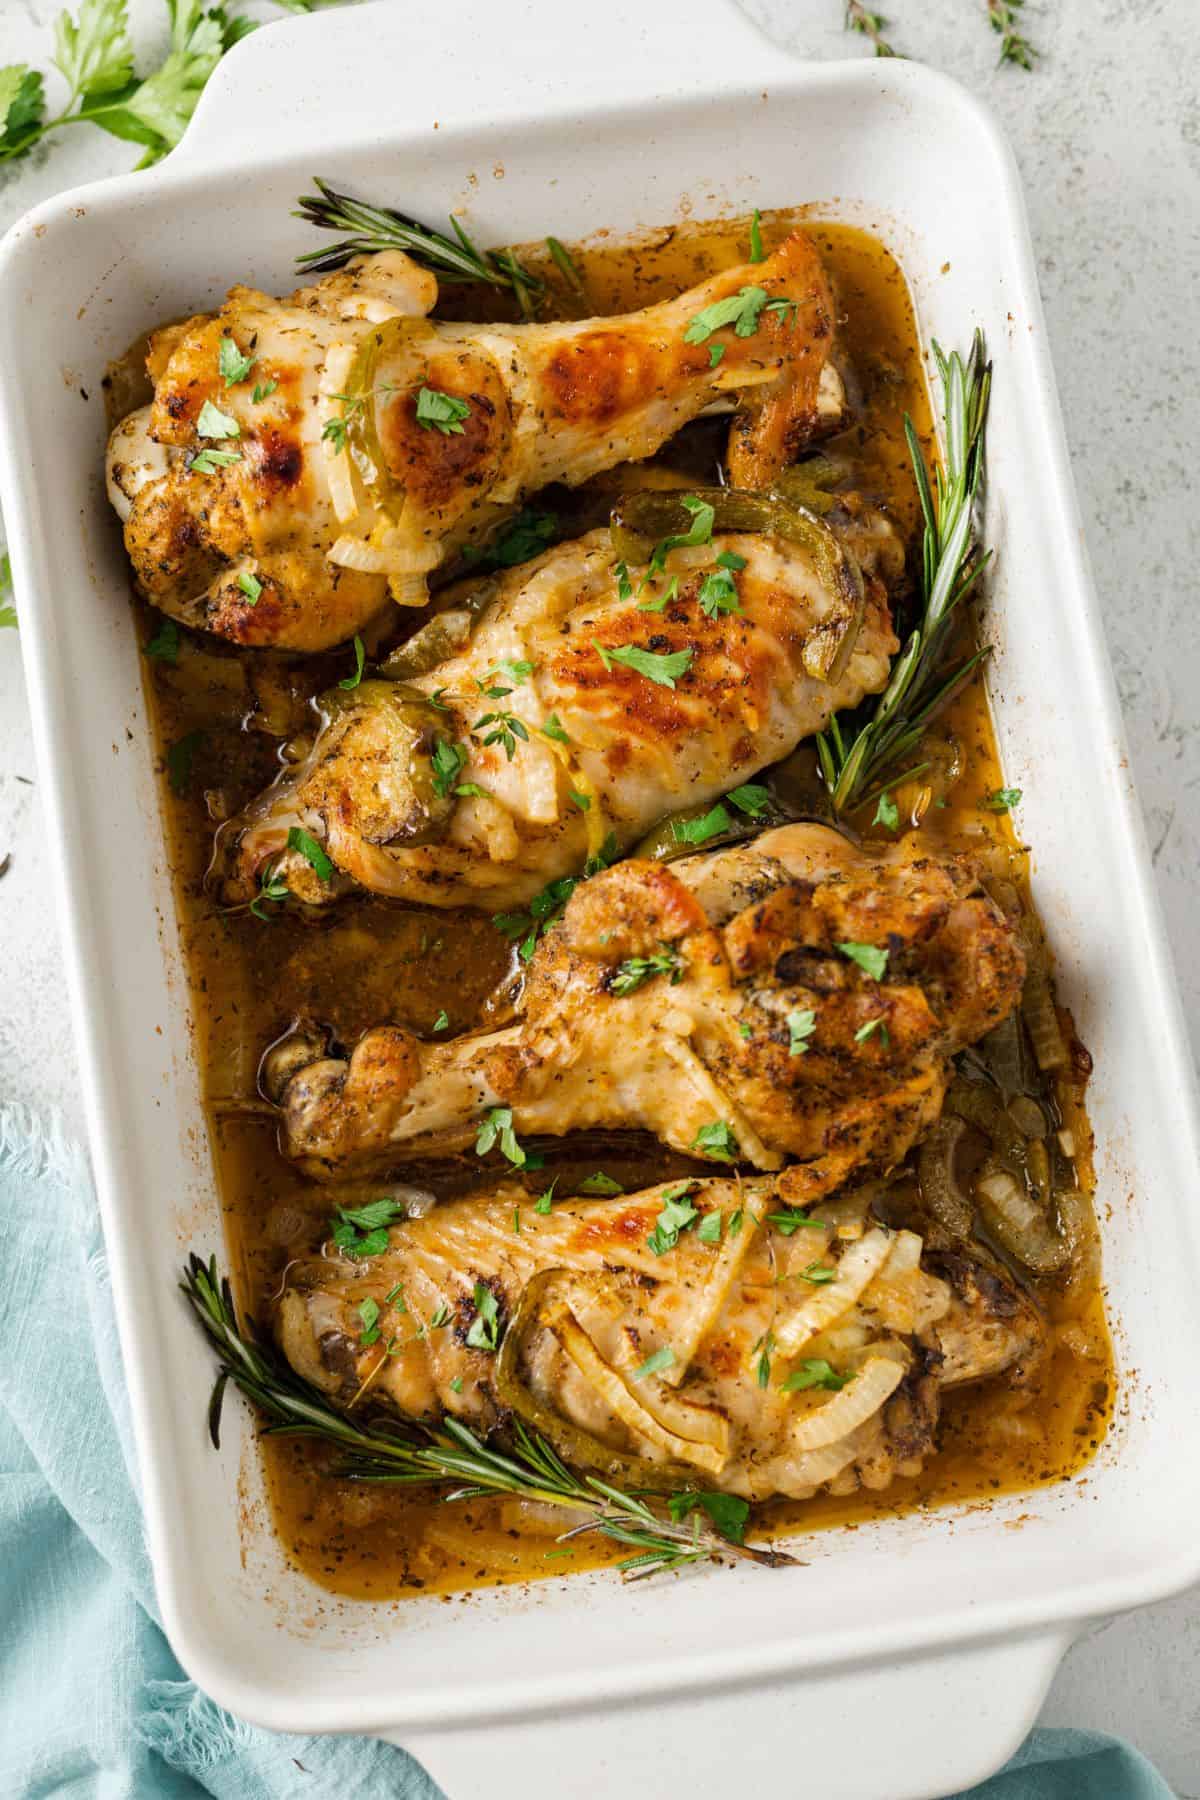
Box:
[132,212,1112,1600]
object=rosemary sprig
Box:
[987,0,1039,68]
[181,1254,790,1579]
[294,180,545,319]
[844,1,899,56]
[817,332,992,814]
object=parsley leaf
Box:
[984,787,1022,812]
[236,570,262,605]
[357,1298,381,1346]
[251,378,278,404]
[432,1009,449,1033]
[672,804,732,846]
[797,1261,835,1286]
[610,945,681,996]
[647,495,715,573]
[765,1208,828,1236]
[727,783,771,817]
[592,641,694,688]
[338,634,366,690]
[465,1281,501,1351]
[430,736,469,799]
[286,825,334,884]
[874,790,900,832]
[748,208,765,264]
[196,402,240,447]
[189,446,241,474]
[755,1329,775,1389]
[697,1211,723,1245]
[144,615,180,664]
[683,284,770,345]
[708,344,725,368]
[646,1182,701,1255]
[534,1179,557,1215]
[838,940,889,980]
[218,336,255,387]
[632,1345,676,1381]
[780,1358,849,1393]
[696,566,742,618]
[667,1489,749,1544]
[475,1106,527,1167]
[787,1008,817,1056]
[578,1171,623,1195]
[0,68,46,162]
[463,509,558,571]
[54,0,133,104]
[330,1197,404,1260]
[854,1015,891,1046]
[692,1121,739,1162]
[637,575,679,614]
[415,386,471,435]
[492,833,619,962]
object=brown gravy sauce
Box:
[131,212,1112,1600]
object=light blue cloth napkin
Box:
[0,1101,1176,1800]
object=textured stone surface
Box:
[0,0,1196,1786]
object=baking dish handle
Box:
[398,1627,1075,1800]
[175,0,794,169]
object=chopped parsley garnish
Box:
[610,944,682,996]
[144,616,180,663]
[683,284,771,345]
[638,575,679,614]
[748,209,765,263]
[463,508,558,571]
[780,1359,849,1393]
[578,1171,623,1195]
[249,861,289,922]
[540,713,570,744]
[475,1106,527,1167]
[465,1281,501,1351]
[646,1181,701,1255]
[189,446,242,474]
[667,1489,749,1544]
[874,791,900,832]
[251,378,278,404]
[286,826,334,884]
[166,730,203,797]
[338,634,366,690]
[708,345,725,368]
[727,782,771,817]
[647,495,715,573]
[330,1198,404,1260]
[449,1376,464,1393]
[415,386,471,435]
[534,1179,557,1215]
[428,1303,454,1330]
[512,1207,521,1234]
[984,787,1022,812]
[430,736,470,799]
[765,297,798,327]
[218,337,255,387]
[631,1345,676,1381]
[568,789,590,812]
[672,804,732,846]
[855,1015,891,1046]
[592,640,694,688]
[357,1298,381,1347]
[692,1121,739,1162]
[754,1329,776,1389]
[236,570,262,605]
[195,398,240,440]
[432,1010,449,1033]
[787,1008,817,1056]
[473,706,529,760]
[729,1207,745,1237]
[483,659,535,688]
[838,940,889,980]
[797,1262,835,1286]
[492,833,619,962]
[697,565,742,618]
[321,416,349,452]
[697,1211,724,1245]
[615,561,634,602]
[738,1020,754,1041]
[766,1208,828,1236]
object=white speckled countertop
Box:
[0,0,1197,1789]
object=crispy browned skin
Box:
[216,521,899,912]
[108,233,839,651]
[267,824,1025,1192]
[275,1174,1043,1503]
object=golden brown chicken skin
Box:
[265,824,1026,1195]
[106,233,841,650]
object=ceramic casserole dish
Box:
[1,3,1198,1795]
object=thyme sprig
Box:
[844,2,898,56]
[817,331,992,814]
[294,180,545,319]
[182,1254,790,1579]
[987,0,1039,69]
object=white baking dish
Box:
[2,3,1199,1795]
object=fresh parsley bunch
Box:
[0,0,339,171]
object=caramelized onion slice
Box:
[788,1353,905,1452]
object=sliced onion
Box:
[788,1354,905,1452]
[772,1229,893,1357]
[552,1307,727,1474]
[974,1161,1069,1274]
[917,1115,973,1238]
[319,342,361,524]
